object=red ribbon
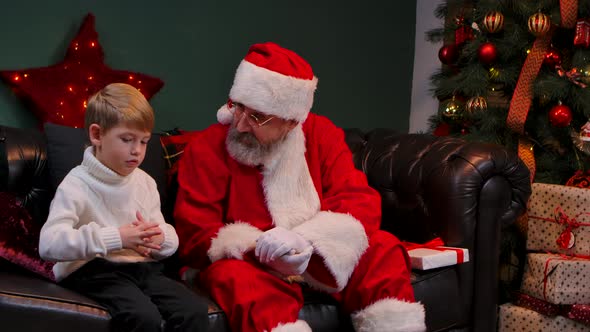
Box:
[514,291,563,317]
[401,237,444,250]
[529,206,590,249]
[402,237,466,264]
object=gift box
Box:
[402,237,469,270]
[498,303,590,332]
[575,19,590,48]
[406,244,469,270]
[520,253,590,305]
[513,291,590,326]
[527,183,590,255]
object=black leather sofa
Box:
[0,124,531,332]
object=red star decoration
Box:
[0,13,164,128]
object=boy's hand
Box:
[133,211,164,252]
[119,216,162,256]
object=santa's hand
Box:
[266,246,313,276]
[255,226,310,264]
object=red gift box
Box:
[574,19,590,48]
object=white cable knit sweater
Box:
[40,147,179,281]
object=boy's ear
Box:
[88,124,102,146]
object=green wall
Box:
[0,0,416,131]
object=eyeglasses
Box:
[230,102,274,128]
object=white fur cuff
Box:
[269,320,311,332]
[351,298,426,332]
[207,222,263,262]
[293,211,368,291]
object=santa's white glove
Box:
[255,226,311,264]
[266,246,313,276]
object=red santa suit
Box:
[174,112,425,332]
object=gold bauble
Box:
[528,12,551,37]
[466,96,488,113]
[578,63,590,85]
[440,98,463,119]
[488,67,500,79]
[483,11,504,33]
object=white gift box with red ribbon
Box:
[404,238,469,270]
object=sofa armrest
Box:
[0,125,51,222]
[347,129,531,247]
[346,129,531,332]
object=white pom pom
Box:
[217,104,233,125]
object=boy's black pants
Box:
[61,259,208,332]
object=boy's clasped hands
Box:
[119,211,164,257]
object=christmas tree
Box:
[427,0,590,184]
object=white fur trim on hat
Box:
[292,211,368,292]
[351,298,426,332]
[229,60,318,122]
[269,320,311,332]
[217,103,233,125]
[207,222,263,262]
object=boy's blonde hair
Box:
[85,83,155,133]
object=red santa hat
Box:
[217,42,318,125]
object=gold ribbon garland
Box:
[560,0,578,29]
[506,0,578,182]
[507,36,552,182]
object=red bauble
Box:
[433,122,451,136]
[548,104,573,127]
[438,45,459,65]
[478,42,498,65]
[543,47,562,68]
[0,14,164,128]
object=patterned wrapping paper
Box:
[520,253,590,305]
[514,292,564,317]
[527,183,590,255]
[569,305,590,326]
[498,303,590,332]
[513,292,590,326]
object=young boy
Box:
[39,83,209,332]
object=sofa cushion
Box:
[43,123,168,205]
[0,192,54,280]
[0,262,110,332]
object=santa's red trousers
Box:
[199,230,415,332]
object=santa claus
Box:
[174,42,425,332]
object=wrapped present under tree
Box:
[527,183,590,255]
[520,253,590,305]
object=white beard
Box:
[226,124,320,229]
[225,125,283,166]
